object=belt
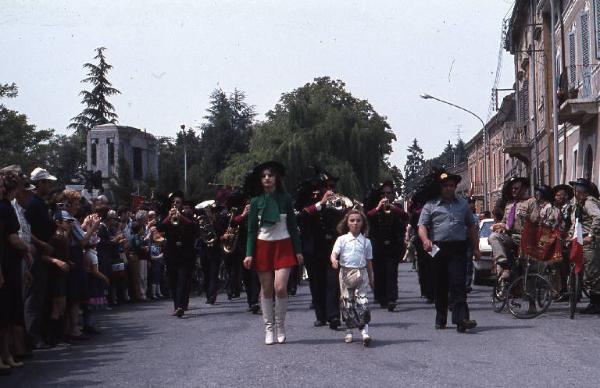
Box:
[433,240,467,247]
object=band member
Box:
[408,197,434,303]
[366,180,408,311]
[227,188,261,313]
[488,177,537,277]
[568,178,600,314]
[243,161,303,345]
[553,184,574,296]
[196,199,226,305]
[299,170,344,329]
[159,191,196,318]
[418,170,480,333]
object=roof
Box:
[90,124,157,143]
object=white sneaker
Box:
[344,332,353,343]
[265,327,275,345]
[362,333,372,347]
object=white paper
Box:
[429,244,440,258]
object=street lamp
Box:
[420,93,489,210]
[180,124,188,196]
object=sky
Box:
[1,0,516,169]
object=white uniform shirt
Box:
[332,232,373,268]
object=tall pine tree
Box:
[68,47,121,135]
[403,138,424,196]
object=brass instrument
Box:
[195,200,218,247]
[325,194,353,212]
[351,199,364,211]
[222,207,240,254]
[383,198,392,214]
[171,206,181,226]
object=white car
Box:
[472,218,494,284]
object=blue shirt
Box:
[418,196,474,242]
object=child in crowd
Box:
[149,227,165,299]
[330,209,374,346]
[82,212,109,334]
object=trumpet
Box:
[325,193,353,212]
[383,199,392,214]
[171,207,181,226]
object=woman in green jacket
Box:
[243,161,303,345]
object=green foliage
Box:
[219,77,395,198]
[0,84,55,173]
[454,138,467,164]
[68,47,121,136]
[403,139,424,196]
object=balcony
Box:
[502,121,531,164]
[471,182,484,198]
[558,97,599,125]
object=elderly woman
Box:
[61,189,100,340]
[0,171,32,371]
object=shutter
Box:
[519,80,529,123]
[569,31,576,87]
[595,0,600,58]
[581,11,592,97]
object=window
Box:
[569,31,576,87]
[573,149,578,180]
[107,138,115,173]
[91,139,97,167]
[581,11,592,97]
[133,147,143,180]
[594,0,600,58]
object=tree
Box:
[219,77,396,198]
[0,83,54,173]
[438,141,455,168]
[68,47,121,136]
[454,138,467,164]
[403,139,425,196]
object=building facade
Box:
[464,0,600,213]
[86,124,159,183]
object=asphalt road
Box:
[5,263,600,387]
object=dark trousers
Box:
[242,267,260,307]
[431,241,470,325]
[224,252,242,297]
[305,256,340,322]
[373,256,399,306]
[167,264,191,310]
[200,246,222,302]
[416,244,434,300]
[24,258,49,344]
[465,246,474,287]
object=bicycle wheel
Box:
[568,267,580,319]
[492,275,508,313]
[507,273,553,319]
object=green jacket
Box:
[246,191,302,257]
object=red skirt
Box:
[254,238,297,272]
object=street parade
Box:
[3,1,600,387]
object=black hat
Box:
[380,180,395,189]
[314,167,339,183]
[506,177,529,186]
[569,178,600,198]
[535,185,554,202]
[438,172,462,184]
[252,161,285,177]
[552,184,574,200]
[168,190,184,202]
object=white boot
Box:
[261,297,275,345]
[275,297,288,344]
[361,324,371,347]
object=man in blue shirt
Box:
[418,172,480,333]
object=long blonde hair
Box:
[336,209,369,236]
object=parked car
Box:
[472,218,494,285]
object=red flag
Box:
[569,218,584,274]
